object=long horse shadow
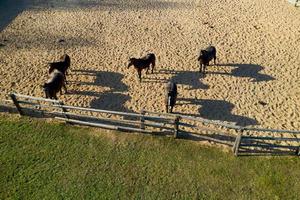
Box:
[209,63,275,82]
[148,69,209,90]
[90,92,136,121]
[90,92,133,113]
[178,98,258,126]
[69,69,134,118]
[70,69,128,92]
[170,71,209,90]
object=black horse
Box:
[43,69,66,99]
[197,46,216,74]
[127,53,156,82]
[49,54,71,83]
[165,81,177,113]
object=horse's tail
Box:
[152,55,156,68]
[149,53,156,72]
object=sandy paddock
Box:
[0,0,300,137]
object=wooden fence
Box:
[288,0,300,6]
[1,93,300,156]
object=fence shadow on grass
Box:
[179,131,236,148]
[0,104,18,114]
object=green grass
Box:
[0,117,300,199]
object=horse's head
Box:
[48,65,54,74]
[127,58,135,68]
[198,50,208,61]
[62,54,71,68]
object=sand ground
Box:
[0,0,299,136]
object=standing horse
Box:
[49,54,71,83]
[165,81,177,113]
[43,69,66,100]
[127,53,156,82]
[197,46,216,74]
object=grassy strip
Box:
[0,117,299,199]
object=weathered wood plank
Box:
[0,99,13,104]
[243,127,300,134]
[180,131,234,146]
[242,136,300,141]
[240,143,298,149]
[55,117,153,134]
[12,93,59,103]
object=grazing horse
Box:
[127,53,156,82]
[197,46,216,74]
[43,69,66,100]
[49,54,71,83]
[165,81,177,113]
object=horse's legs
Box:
[54,92,58,100]
[151,61,155,73]
[199,63,202,73]
[203,64,206,75]
[214,56,216,65]
[138,69,142,82]
[145,67,149,74]
[165,96,169,113]
[63,83,67,94]
[64,74,68,85]
[170,97,175,113]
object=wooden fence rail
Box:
[1,93,299,156]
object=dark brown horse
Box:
[165,81,177,113]
[197,46,216,74]
[49,54,71,83]
[127,53,156,82]
[43,69,66,99]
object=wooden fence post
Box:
[174,116,180,138]
[9,93,24,115]
[233,130,243,156]
[140,110,145,130]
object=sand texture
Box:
[0,0,300,137]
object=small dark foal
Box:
[165,81,177,113]
[127,53,156,82]
[197,46,216,74]
[43,69,66,100]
